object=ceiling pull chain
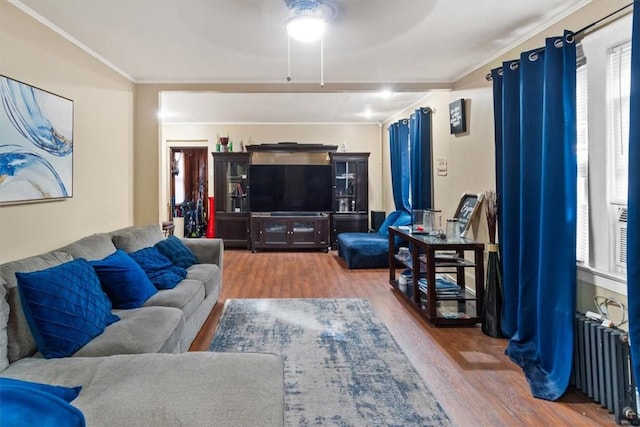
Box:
[287,34,292,82]
[320,33,324,87]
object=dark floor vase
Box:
[482,245,504,338]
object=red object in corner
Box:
[205,196,215,238]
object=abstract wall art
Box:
[0,75,73,204]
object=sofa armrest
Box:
[181,238,224,272]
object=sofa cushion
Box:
[143,280,205,321]
[186,264,221,297]
[0,378,85,427]
[89,250,157,309]
[111,225,164,253]
[57,233,116,261]
[0,251,74,362]
[155,236,199,268]
[1,352,285,427]
[0,278,9,372]
[16,259,120,359]
[73,306,184,356]
[129,247,187,290]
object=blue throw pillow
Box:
[0,378,81,402]
[392,210,412,227]
[0,378,85,426]
[90,250,157,309]
[129,247,187,290]
[377,211,402,238]
[16,259,119,359]
[154,235,198,269]
[391,210,413,246]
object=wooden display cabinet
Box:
[329,152,369,247]
[212,152,250,248]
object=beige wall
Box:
[161,123,382,222]
[0,1,134,263]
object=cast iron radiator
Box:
[571,313,638,424]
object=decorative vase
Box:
[482,243,504,338]
[219,137,229,152]
[205,196,215,238]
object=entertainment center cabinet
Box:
[212,143,369,251]
[250,213,330,252]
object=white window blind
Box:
[576,55,589,264]
[608,42,631,206]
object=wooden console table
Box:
[388,226,484,326]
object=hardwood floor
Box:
[190,249,616,426]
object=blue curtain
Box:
[627,0,640,395]
[492,32,577,401]
[409,108,433,210]
[491,69,504,265]
[388,120,411,211]
[495,60,522,339]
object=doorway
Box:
[170,147,208,237]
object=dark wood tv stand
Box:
[250,213,330,252]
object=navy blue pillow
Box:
[392,210,412,227]
[0,378,81,402]
[129,247,187,290]
[0,378,85,426]
[154,236,198,269]
[377,211,402,238]
[391,211,412,246]
[16,259,119,359]
[90,250,157,309]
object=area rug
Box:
[209,298,453,426]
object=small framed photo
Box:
[449,98,466,135]
[454,192,483,238]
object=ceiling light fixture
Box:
[284,0,336,86]
[286,10,326,43]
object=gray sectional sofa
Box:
[0,224,284,426]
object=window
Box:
[608,42,630,206]
[577,14,631,289]
[576,49,589,265]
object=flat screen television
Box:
[249,164,333,213]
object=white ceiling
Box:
[12,0,591,123]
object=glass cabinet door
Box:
[334,160,357,212]
[291,220,315,244]
[264,220,288,244]
[225,160,248,213]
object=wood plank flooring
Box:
[190,249,616,426]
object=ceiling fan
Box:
[283,0,337,85]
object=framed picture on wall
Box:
[449,98,466,135]
[0,75,73,204]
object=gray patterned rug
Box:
[209,298,453,426]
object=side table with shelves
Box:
[388,226,485,326]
